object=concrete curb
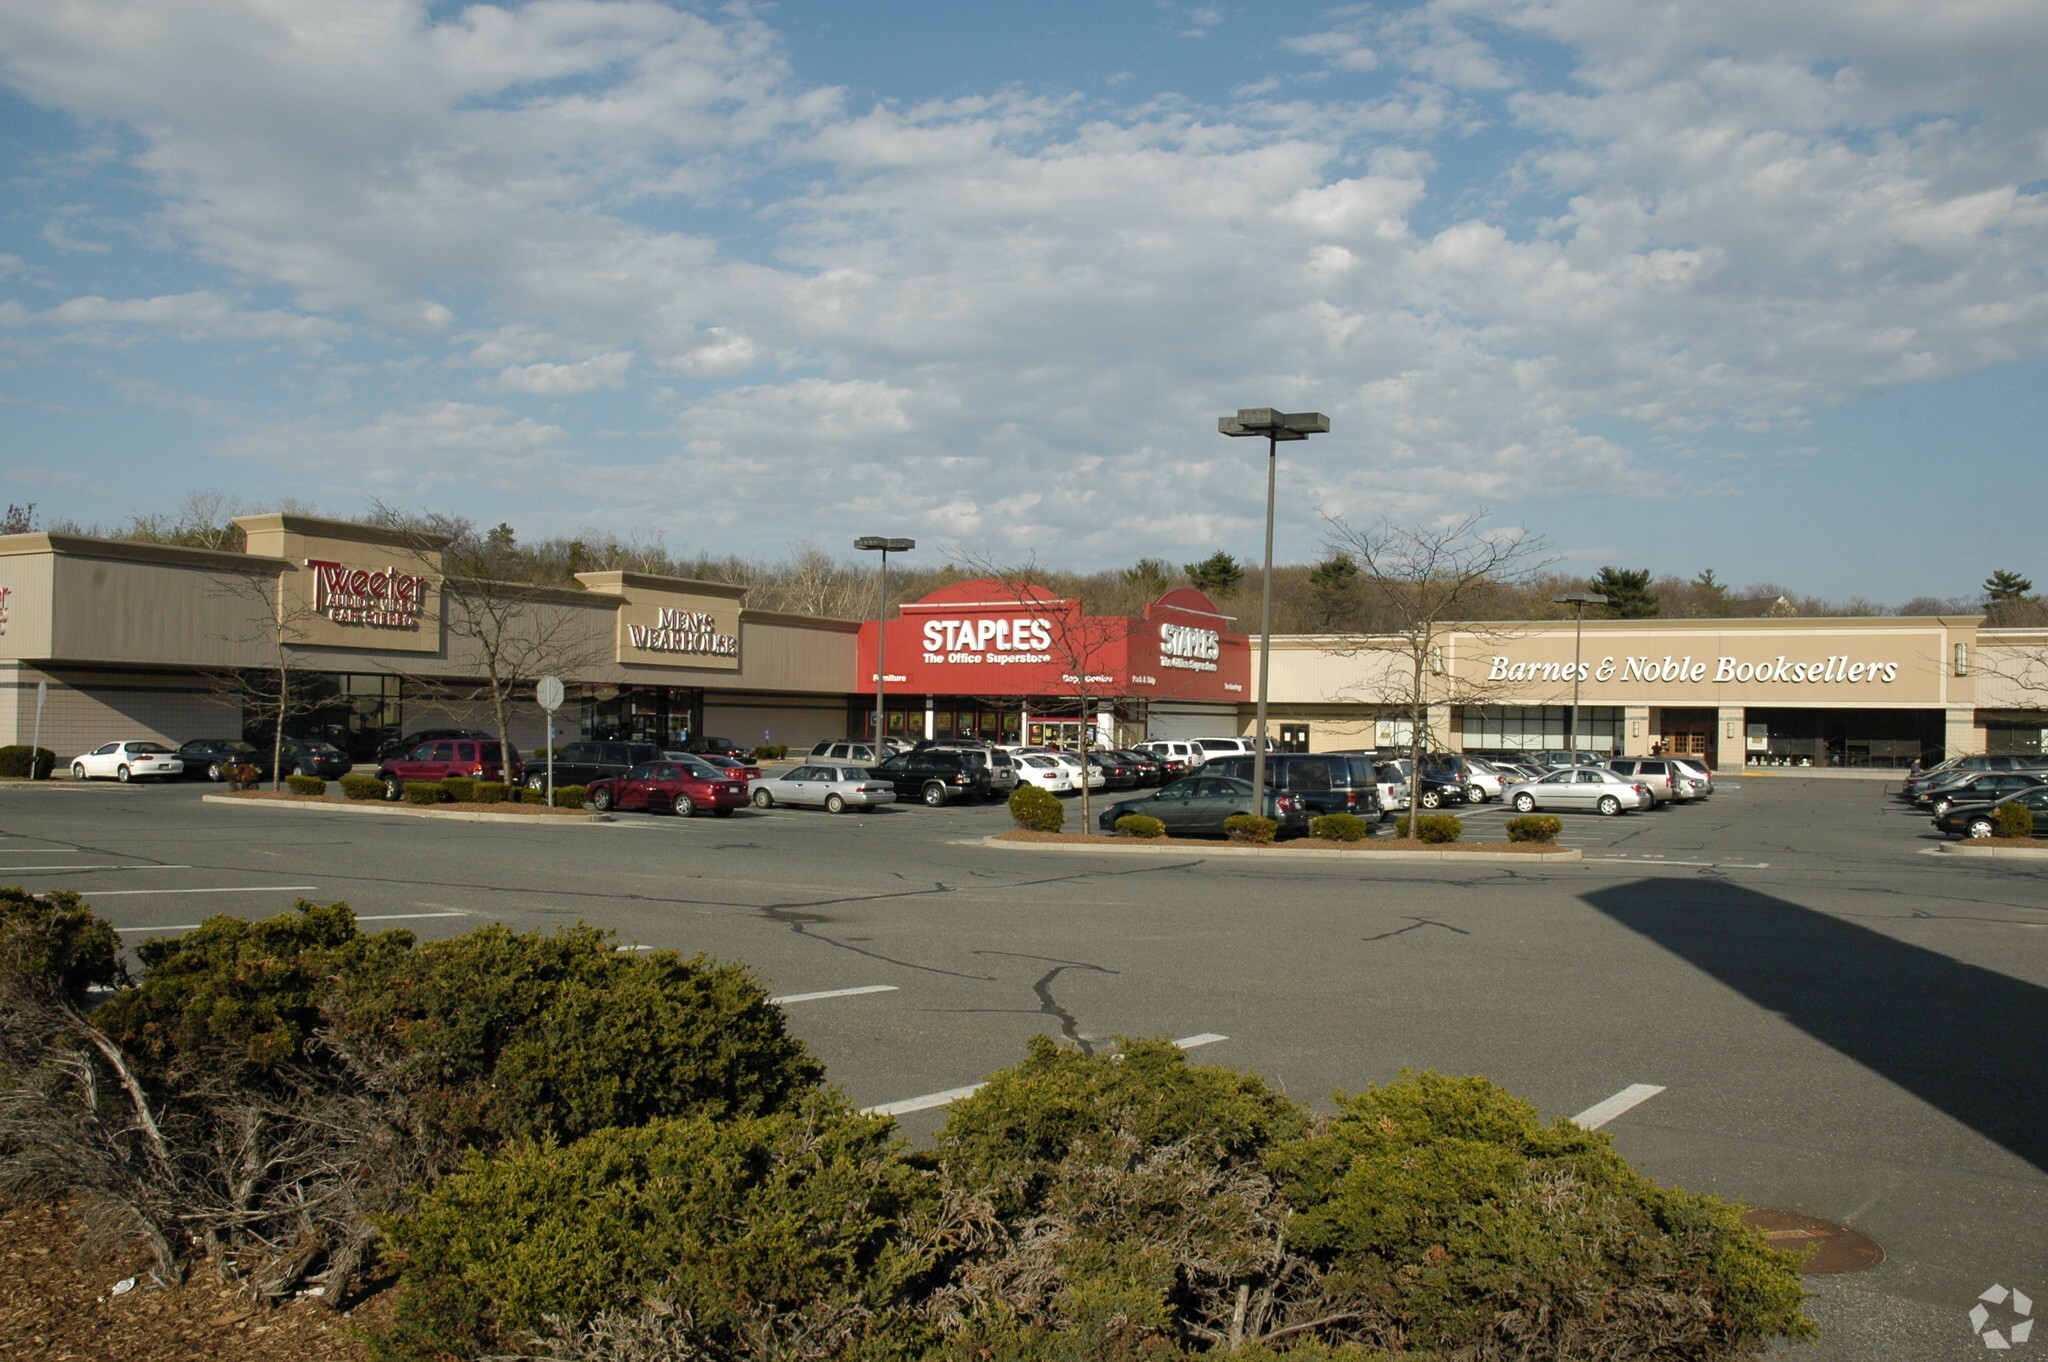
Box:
[972,835,1581,863]
[1926,841,2048,860]
[0,780,147,792]
[1736,768,1902,782]
[201,794,612,824]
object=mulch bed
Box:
[0,1199,385,1362]
[220,791,591,816]
[997,830,1570,853]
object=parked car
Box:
[1085,751,1140,790]
[1606,757,1696,806]
[1192,736,1275,761]
[587,759,749,816]
[276,738,353,780]
[375,737,523,797]
[1919,771,2048,817]
[1015,753,1076,793]
[70,740,183,783]
[918,740,1020,793]
[748,764,897,813]
[1903,755,2048,802]
[1932,784,2048,839]
[1096,775,1307,839]
[176,738,271,782]
[1132,738,1206,769]
[1049,752,1106,790]
[377,727,490,762]
[1505,766,1654,816]
[1113,750,1170,786]
[1532,749,1607,769]
[673,750,764,784]
[1668,756,1714,797]
[674,735,756,763]
[523,740,664,791]
[807,740,892,765]
[1203,753,1383,820]
[868,748,994,806]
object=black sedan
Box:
[1932,784,2048,839]
[1097,775,1308,839]
[176,738,272,782]
[276,739,354,779]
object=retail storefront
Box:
[0,517,858,761]
[1261,616,2046,769]
[854,579,1250,748]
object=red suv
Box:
[377,737,523,798]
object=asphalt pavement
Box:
[2,772,2043,1359]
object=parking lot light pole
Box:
[1218,408,1330,808]
[1553,592,1610,760]
[856,537,915,754]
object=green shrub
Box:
[1504,813,1563,843]
[0,745,56,779]
[401,780,447,806]
[1224,813,1278,844]
[1995,801,2036,838]
[285,773,327,796]
[756,743,789,760]
[553,784,587,810]
[1395,813,1464,842]
[1115,813,1167,839]
[1267,1070,1813,1357]
[473,780,509,805]
[0,886,126,1003]
[440,776,476,803]
[375,1096,932,1362]
[1310,813,1369,842]
[339,773,383,800]
[1008,784,1065,832]
[519,785,546,804]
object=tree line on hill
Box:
[10,493,2044,631]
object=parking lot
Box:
[3,772,2045,1358]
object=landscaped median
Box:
[1930,838,2048,859]
[202,790,609,823]
[985,829,1581,861]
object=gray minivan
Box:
[1203,753,1382,821]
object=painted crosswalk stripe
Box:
[769,985,899,1005]
[115,910,467,932]
[92,885,320,898]
[1571,1083,1666,1130]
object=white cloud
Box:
[212,402,570,493]
[495,351,633,395]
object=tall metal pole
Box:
[1251,431,1278,809]
[874,548,888,750]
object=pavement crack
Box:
[971,950,1121,1054]
[1362,916,1470,942]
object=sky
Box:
[1,0,2044,604]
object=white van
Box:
[1134,738,1205,767]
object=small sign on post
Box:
[536,676,565,805]
[31,680,47,780]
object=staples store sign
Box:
[920,616,1055,665]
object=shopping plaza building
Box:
[2,515,2043,768]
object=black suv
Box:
[528,740,665,790]
[1205,753,1382,819]
[869,749,994,806]
[676,736,755,762]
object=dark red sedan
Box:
[587,760,749,817]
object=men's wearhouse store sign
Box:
[1487,654,1903,685]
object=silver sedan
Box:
[1505,766,1654,816]
[748,764,897,813]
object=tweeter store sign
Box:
[305,559,429,629]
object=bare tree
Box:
[201,563,334,789]
[1319,512,1554,833]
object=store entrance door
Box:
[1658,708,1716,762]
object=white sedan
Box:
[1014,753,1075,793]
[1504,766,1653,816]
[1048,752,1106,790]
[747,764,897,813]
[71,740,185,783]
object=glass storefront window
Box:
[1460,705,1621,753]
[582,685,703,746]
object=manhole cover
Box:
[1741,1209,1885,1274]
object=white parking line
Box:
[863,1033,1231,1117]
[769,985,899,1005]
[1571,1083,1666,1130]
[1589,857,1770,868]
[5,864,192,873]
[88,885,319,897]
[115,910,467,932]
[0,848,90,853]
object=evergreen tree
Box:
[1185,550,1244,596]
[1591,566,1658,618]
[1984,569,2034,602]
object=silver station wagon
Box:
[748,764,897,813]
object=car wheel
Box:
[1596,795,1621,816]
[1469,784,1487,803]
[1931,799,1950,817]
[207,762,225,782]
[825,793,847,814]
[1420,789,1441,808]
[752,788,774,808]
[116,765,132,783]
[383,777,403,801]
[1966,817,1996,839]
[672,793,696,816]
[590,787,615,812]
[71,762,87,780]
[1513,792,1536,812]
[922,782,947,807]
[525,774,546,791]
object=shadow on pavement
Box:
[1583,878,2048,1174]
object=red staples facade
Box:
[856,578,1248,704]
